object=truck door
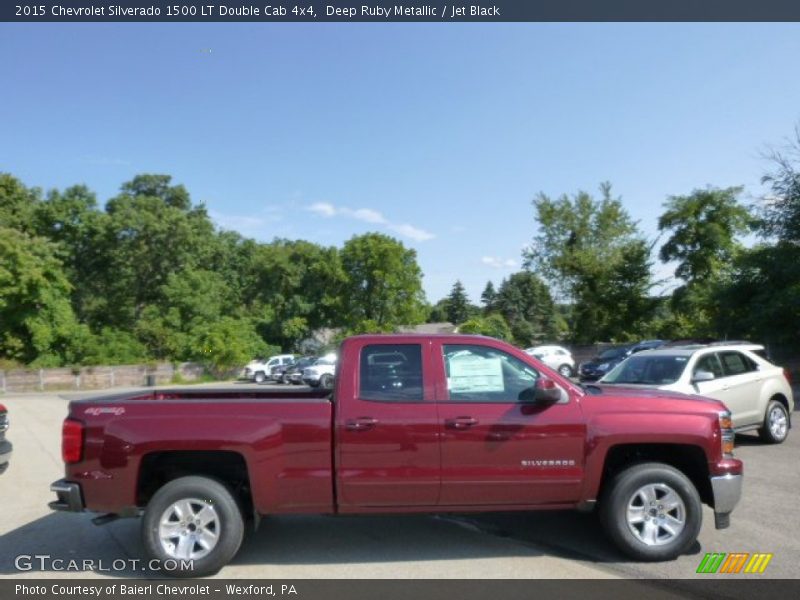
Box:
[434,341,585,506]
[335,340,440,510]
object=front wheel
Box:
[142,476,244,577]
[600,462,702,561]
[253,371,266,384]
[320,373,334,389]
[759,399,789,444]
[557,364,573,378]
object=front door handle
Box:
[346,417,378,432]
[445,416,478,430]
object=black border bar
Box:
[4,1,800,22]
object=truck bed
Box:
[65,388,335,515]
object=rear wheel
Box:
[320,373,334,389]
[253,371,266,384]
[759,399,789,444]
[600,462,701,561]
[142,476,244,577]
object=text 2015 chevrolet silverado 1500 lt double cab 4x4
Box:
[50,334,743,576]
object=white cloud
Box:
[389,223,436,242]
[308,202,337,217]
[481,256,517,269]
[306,201,435,242]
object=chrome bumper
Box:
[0,440,11,474]
[710,473,742,529]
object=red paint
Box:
[58,334,742,517]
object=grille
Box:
[0,413,7,433]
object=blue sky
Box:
[2,23,799,303]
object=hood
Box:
[581,383,728,417]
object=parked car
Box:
[302,354,337,388]
[0,404,10,474]
[269,360,296,383]
[50,334,741,576]
[599,343,794,443]
[242,354,295,384]
[579,340,665,381]
[281,356,318,385]
[525,345,575,377]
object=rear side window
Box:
[719,351,756,376]
[359,344,423,402]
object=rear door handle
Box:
[346,417,378,432]
[445,416,478,430]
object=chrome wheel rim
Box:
[626,483,686,546]
[559,366,571,377]
[158,498,219,560]
[769,406,788,440]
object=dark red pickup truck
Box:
[50,334,742,576]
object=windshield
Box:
[599,347,629,360]
[602,355,689,385]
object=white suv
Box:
[243,354,295,384]
[600,343,794,443]
[525,345,576,377]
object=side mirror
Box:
[692,370,715,383]
[533,377,562,405]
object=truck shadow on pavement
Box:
[0,509,698,578]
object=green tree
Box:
[0,173,40,232]
[524,183,656,343]
[0,227,80,366]
[458,313,512,342]
[758,126,800,243]
[493,271,559,346]
[340,233,426,330]
[194,317,274,377]
[480,281,497,312]
[445,280,470,325]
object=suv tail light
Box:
[62,419,84,464]
[784,368,792,385]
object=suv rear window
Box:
[719,351,756,376]
[359,344,423,402]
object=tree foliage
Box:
[445,280,470,325]
[524,183,656,343]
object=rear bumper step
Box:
[49,479,85,512]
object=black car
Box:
[0,404,11,475]
[578,339,665,382]
[281,356,318,385]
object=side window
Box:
[694,353,723,379]
[719,351,756,376]
[442,344,539,403]
[359,344,423,402]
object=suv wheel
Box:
[600,462,701,561]
[253,371,266,384]
[759,399,789,444]
[319,374,333,389]
[558,364,573,378]
[142,476,244,577]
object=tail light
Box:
[783,368,792,385]
[62,419,84,464]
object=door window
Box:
[359,344,423,402]
[442,344,539,403]
[693,353,724,379]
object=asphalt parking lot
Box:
[1,383,797,589]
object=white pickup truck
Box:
[243,354,295,383]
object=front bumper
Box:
[0,440,11,474]
[710,473,743,529]
[49,479,85,512]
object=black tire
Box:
[142,476,244,578]
[557,364,573,378]
[253,371,266,384]
[320,373,334,389]
[759,399,790,444]
[599,462,702,561]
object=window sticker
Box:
[448,355,505,393]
